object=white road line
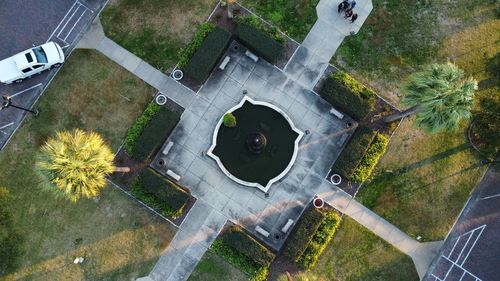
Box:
[57,4,82,39]
[46,1,79,43]
[460,225,485,266]
[442,256,483,281]
[9,83,43,98]
[479,193,500,200]
[455,231,474,262]
[0,122,14,131]
[63,9,87,41]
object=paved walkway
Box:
[77,18,196,108]
[284,0,373,89]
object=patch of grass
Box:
[312,217,419,281]
[101,0,218,71]
[239,0,319,42]
[188,251,247,281]
[0,50,175,280]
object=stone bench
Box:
[255,225,270,237]
[245,50,259,62]
[166,169,181,182]
[281,219,294,233]
[330,107,344,119]
[219,56,231,70]
[337,133,349,147]
[162,141,174,155]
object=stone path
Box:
[77,18,196,108]
[284,0,373,89]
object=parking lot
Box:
[0,0,105,149]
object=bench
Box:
[255,225,270,237]
[166,169,181,181]
[245,50,259,62]
[336,133,349,147]
[330,107,344,119]
[219,56,231,70]
[162,141,174,156]
[281,219,294,233]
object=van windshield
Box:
[33,47,48,63]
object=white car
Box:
[0,42,65,84]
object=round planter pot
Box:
[313,197,324,209]
[330,174,342,185]
[273,233,282,241]
[172,69,183,81]
[346,121,353,128]
[157,158,166,166]
[232,44,240,52]
[155,94,167,105]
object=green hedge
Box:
[238,16,285,44]
[351,133,389,183]
[211,226,272,281]
[178,23,216,68]
[320,71,375,120]
[131,168,189,218]
[284,208,324,260]
[297,211,341,269]
[235,22,284,64]
[126,103,180,161]
[184,27,231,82]
[331,126,376,180]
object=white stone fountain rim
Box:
[206,96,304,193]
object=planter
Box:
[155,94,167,105]
[330,174,342,185]
[232,44,240,52]
[273,232,282,241]
[172,69,183,81]
[313,197,324,209]
[346,121,353,128]
[157,158,166,166]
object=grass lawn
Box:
[188,251,247,281]
[0,50,176,281]
[312,217,419,281]
[238,0,319,42]
[339,1,498,240]
[101,0,218,72]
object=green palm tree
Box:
[36,129,126,202]
[384,62,477,132]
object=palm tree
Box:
[384,62,477,132]
[36,129,128,202]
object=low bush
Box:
[351,133,389,182]
[212,229,271,281]
[126,104,180,161]
[131,168,189,218]
[223,113,237,127]
[238,16,285,44]
[331,127,376,180]
[235,22,284,64]
[284,208,324,260]
[297,210,341,269]
[0,187,22,274]
[184,27,231,82]
[319,71,375,120]
[178,22,216,68]
[222,225,275,266]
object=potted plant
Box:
[330,174,342,185]
[223,113,237,128]
[155,94,167,105]
[313,196,324,209]
[172,69,183,81]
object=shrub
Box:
[319,71,375,120]
[351,133,389,183]
[124,102,161,156]
[178,23,216,68]
[127,104,180,161]
[222,225,275,266]
[238,16,285,44]
[131,168,189,218]
[0,188,22,274]
[223,113,237,127]
[284,208,324,260]
[184,27,231,82]
[235,22,284,64]
[331,126,376,180]
[297,211,341,269]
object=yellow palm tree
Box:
[36,129,124,202]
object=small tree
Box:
[36,129,127,202]
[384,62,477,132]
[223,113,237,128]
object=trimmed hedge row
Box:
[331,126,376,180]
[222,225,275,266]
[131,168,189,218]
[297,211,341,269]
[184,27,231,82]
[351,133,389,183]
[284,208,324,260]
[238,16,285,44]
[178,23,216,68]
[126,104,180,161]
[235,22,284,64]
[320,71,375,120]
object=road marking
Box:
[56,3,81,39]
[47,0,94,46]
[0,122,14,131]
[63,8,87,41]
[9,83,43,98]
[46,1,79,43]
[479,193,500,200]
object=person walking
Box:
[338,0,349,13]
[349,0,357,9]
[344,8,353,19]
[351,13,358,23]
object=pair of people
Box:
[338,0,358,23]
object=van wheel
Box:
[52,63,62,69]
[14,79,23,83]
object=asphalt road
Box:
[0,0,106,149]
[424,165,500,281]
